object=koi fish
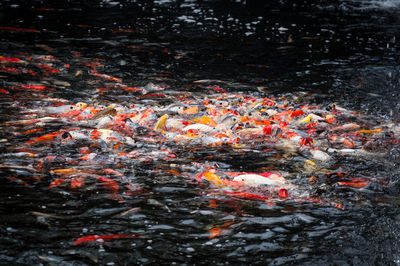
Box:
[37,63,61,74]
[0,26,40,33]
[98,86,143,93]
[90,71,122,83]
[139,93,166,98]
[14,84,48,91]
[7,176,29,187]
[223,191,270,201]
[190,116,217,127]
[92,107,117,120]
[337,181,370,188]
[57,110,83,118]
[144,82,166,91]
[196,170,289,199]
[103,169,124,177]
[193,79,226,83]
[0,57,24,63]
[196,171,225,187]
[208,220,235,239]
[44,105,77,114]
[112,29,141,34]
[0,66,21,74]
[73,234,140,245]
[356,128,383,134]
[232,173,286,186]
[51,169,79,175]
[330,123,360,132]
[154,114,168,132]
[96,176,119,193]
[309,149,330,162]
[49,178,66,188]
[25,131,61,145]
[299,114,324,123]
[301,197,344,210]
[183,124,214,133]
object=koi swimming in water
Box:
[73,234,140,245]
[1,49,398,246]
[6,80,395,204]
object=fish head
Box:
[220,114,240,127]
[75,102,87,109]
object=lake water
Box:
[1,0,400,264]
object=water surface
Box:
[1,0,400,265]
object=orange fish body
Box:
[96,176,119,193]
[73,234,140,245]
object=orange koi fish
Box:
[73,234,140,245]
[329,135,355,147]
[15,84,48,91]
[98,86,143,93]
[21,129,44,136]
[263,124,282,137]
[326,171,348,177]
[279,188,289,198]
[139,93,166,98]
[0,26,40,33]
[51,169,77,175]
[50,169,96,176]
[90,71,122,83]
[208,220,235,239]
[70,177,85,188]
[103,168,124,177]
[304,197,344,210]
[299,137,314,147]
[330,123,360,132]
[290,109,304,117]
[96,176,119,193]
[38,63,61,74]
[337,181,369,188]
[223,191,270,201]
[25,131,60,145]
[57,110,83,118]
[33,8,57,11]
[7,176,29,187]
[196,171,225,187]
[356,128,383,134]
[190,116,217,127]
[49,178,66,188]
[325,114,336,124]
[137,109,152,125]
[208,86,226,93]
[0,66,21,74]
[0,57,23,63]
[253,119,271,126]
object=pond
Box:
[1,0,400,264]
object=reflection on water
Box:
[1,0,400,264]
[341,0,400,10]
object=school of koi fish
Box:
[2,0,400,263]
[0,30,399,253]
[2,48,398,205]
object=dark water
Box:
[1,0,400,265]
